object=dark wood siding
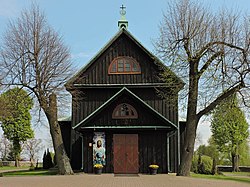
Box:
[80,131,168,173]
[139,132,168,173]
[82,132,93,172]
[169,132,178,173]
[85,93,173,128]
[74,33,163,85]
[59,121,71,158]
[179,121,186,162]
[67,30,181,173]
[71,88,178,128]
[70,131,82,170]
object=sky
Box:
[0,0,250,157]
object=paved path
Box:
[0,174,249,187]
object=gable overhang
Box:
[80,126,172,130]
[73,87,177,131]
[65,28,184,90]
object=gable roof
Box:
[65,28,184,88]
[73,87,177,130]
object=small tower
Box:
[118,5,128,29]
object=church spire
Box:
[118,5,128,29]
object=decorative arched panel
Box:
[108,56,141,74]
[112,103,138,119]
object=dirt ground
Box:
[0,174,249,187]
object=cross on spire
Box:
[120,4,126,16]
[120,4,126,10]
[118,4,128,29]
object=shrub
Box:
[198,155,213,174]
[192,154,213,174]
[29,166,35,171]
[191,154,198,173]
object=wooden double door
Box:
[113,134,139,174]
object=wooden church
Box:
[60,7,184,174]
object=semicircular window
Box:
[108,56,141,74]
[112,103,138,119]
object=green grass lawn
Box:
[1,169,58,176]
[224,172,250,176]
[191,172,250,184]
[0,166,29,171]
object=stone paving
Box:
[0,174,249,187]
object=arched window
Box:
[108,56,141,74]
[112,103,138,119]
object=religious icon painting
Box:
[93,132,106,165]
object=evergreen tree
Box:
[43,149,54,169]
[46,148,53,169]
[43,150,47,169]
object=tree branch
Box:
[183,39,192,60]
[198,51,224,78]
[196,41,245,60]
[197,82,245,119]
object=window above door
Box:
[112,103,138,119]
[108,56,141,74]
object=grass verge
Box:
[0,166,29,171]
[1,169,58,176]
[191,172,250,184]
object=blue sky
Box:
[1,0,250,68]
[0,0,250,155]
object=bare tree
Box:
[23,138,43,167]
[0,4,73,174]
[155,0,250,176]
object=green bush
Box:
[191,154,198,173]
[192,154,213,174]
[29,166,35,171]
[199,155,213,174]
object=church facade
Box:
[60,9,184,174]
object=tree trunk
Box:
[232,154,235,171]
[232,153,240,172]
[211,158,217,175]
[15,156,20,167]
[30,157,35,168]
[177,117,198,176]
[45,93,73,175]
[177,62,199,176]
[235,155,240,172]
[13,139,21,167]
